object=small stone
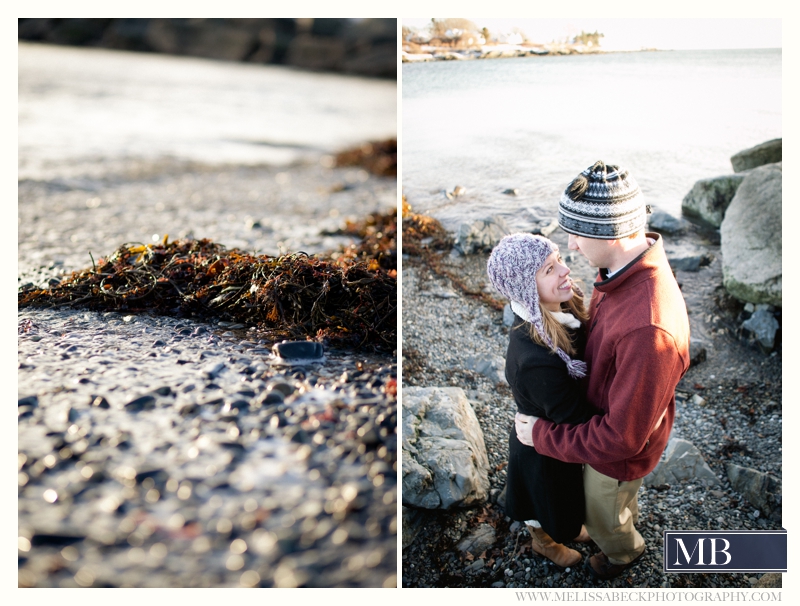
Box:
[273,341,324,360]
[125,395,157,412]
[19,395,38,408]
[269,382,296,397]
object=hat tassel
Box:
[566,358,588,379]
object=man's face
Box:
[567,233,615,268]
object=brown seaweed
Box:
[334,138,396,177]
[402,198,504,312]
[19,210,397,351]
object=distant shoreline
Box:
[402,44,660,63]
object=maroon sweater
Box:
[531,234,690,481]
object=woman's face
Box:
[536,249,574,312]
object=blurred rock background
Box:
[18,18,397,79]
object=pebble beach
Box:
[17,42,397,588]
[401,221,782,590]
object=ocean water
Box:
[402,48,781,232]
[18,42,397,179]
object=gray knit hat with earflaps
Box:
[487,233,587,379]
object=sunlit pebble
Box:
[141,477,155,490]
[192,536,211,554]
[18,569,37,587]
[383,574,397,588]
[152,234,160,242]
[166,478,179,492]
[187,446,199,459]
[59,446,73,460]
[177,485,192,500]
[331,528,348,545]
[240,570,260,588]
[216,518,233,534]
[145,489,160,503]
[150,543,168,559]
[244,498,258,513]
[18,537,31,552]
[19,472,29,487]
[346,554,365,572]
[43,454,57,468]
[118,517,136,534]
[168,513,185,530]
[100,496,120,513]
[18,453,27,470]
[43,489,58,503]
[373,474,385,487]
[230,538,247,554]
[80,466,94,480]
[280,514,296,528]
[226,554,244,571]
[382,492,394,506]
[308,469,321,481]
[251,530,277,555]
[74,567,95,587]
[227,425,240,439]
[128,548,145,563]
[61,546,79,561]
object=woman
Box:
[487,233,597,568]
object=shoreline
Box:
[402,44,660,63]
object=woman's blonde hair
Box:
[525,284,588,356]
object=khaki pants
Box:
[584,464,646,565]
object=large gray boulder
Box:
[681,174,746,227]
[720,163,782,306]
[731,138,782,173]
[727,463,781,517]
[643,438,720,488]
[402,387,490,509]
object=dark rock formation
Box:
[18,18,396,79]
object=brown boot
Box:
[527,526,582,568]
[573,525,592,543]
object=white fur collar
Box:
[511,301,580,329]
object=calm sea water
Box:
[18,42,397,179]
[402,48,781,231]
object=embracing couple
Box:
[487,161,691,581]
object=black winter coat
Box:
[503,314,596,544]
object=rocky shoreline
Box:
[402,44,651,63]
[400,144,782,589]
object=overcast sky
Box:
[402,18,782,51]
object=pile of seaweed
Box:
[334,138,396,177]
[402,198,504,312]
[18,210,397,351]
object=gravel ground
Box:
[400,223,782,590]
[18,159,398,588]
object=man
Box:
[514,160,690,580]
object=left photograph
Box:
[18,18,398,588]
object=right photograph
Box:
[401,18,783,590]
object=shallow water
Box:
[19,42,397,178]
[402,48,780,232]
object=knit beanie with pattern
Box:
[487,233,587,379]
[558,160,648,239]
